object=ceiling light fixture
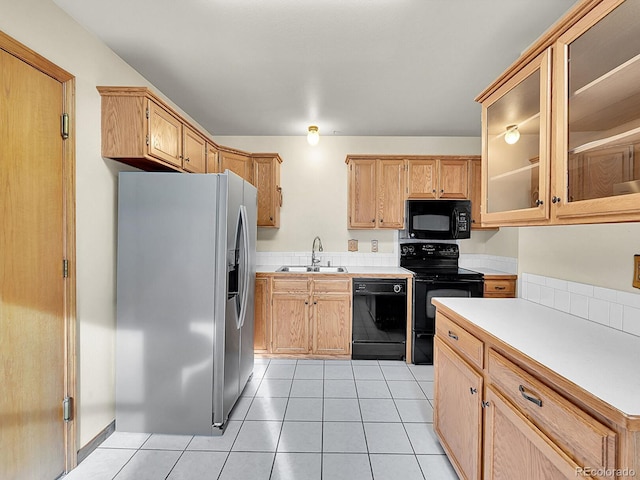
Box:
[307,125,319,146]
[504,124,520,145]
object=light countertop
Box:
[466,267,517,277]
[256,265,413,276]
[433,297,640,416]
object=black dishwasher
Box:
[352,278,407,360]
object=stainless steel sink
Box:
[276,265,348,273]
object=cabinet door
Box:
[378,159,405,228]
[434,337,483,480]
[271,293,310,354]
[439,159,469,199]
[147,100,182,167]
[469,158,496,230]
[484,386,581,479]
[254,277,270,353]
[407,159,437,199]
[206,143,218,173]
[254,156,281,227]
[220,151,253,183]
[554,0,640,221]
[481,48,551,225]
[348,159,377,228]
[312,293,351,355]
[182,125,207,173]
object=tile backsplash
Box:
[256,251,397,267]
[520,273,640,337]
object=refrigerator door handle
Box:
[237,204,251,329]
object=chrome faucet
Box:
[311,236,323,266]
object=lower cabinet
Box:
[268,275,352,356]
[253,276,270,354]
[434,337,483,480]
[483,275,517,298]
[433,310,620,480]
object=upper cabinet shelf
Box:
[476,0,640,227]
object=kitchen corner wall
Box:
[1,0,216,449]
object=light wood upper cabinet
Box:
[477,0,640,226]
[478,48,551,226]
[182,125,207,173]
[218,148,253,184]
[148,100,183,168]
[347,158,378,228]
[469,158,498,230]
[378,159,406,228]
[206,143,219,173]
[553,0,640,223]
[439,159,469,199]
[253,154,283,228]
[346,156,405,229]
[407,159,438,198]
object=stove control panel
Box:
[400,242,459,258]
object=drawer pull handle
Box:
[448,331,458,341]
[519,385,543,407]
[494,286,506,290]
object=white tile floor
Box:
[63,359,458,480]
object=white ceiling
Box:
[53,0,577,138]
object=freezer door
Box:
[238,180,257,392]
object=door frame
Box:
[0,31,77,472]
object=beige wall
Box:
[0,0,198,448]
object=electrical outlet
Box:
[371,239,378,253]
[633,255,640,289]
[348,239,358,252]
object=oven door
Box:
[413,278,483,333]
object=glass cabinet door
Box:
[554,0,640,220]
[481,49,551,225]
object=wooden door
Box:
[407,159,437,198]
[377,159,405,228]
[434,337,483,480]
[439,159,469,199]
[1,37,76,478]
[182,125,206,173]
[147,100,182,167]
[348,158,377,228]
[484,387,580,479]
[312,294,351,355]
[254,155,281,227]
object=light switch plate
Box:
[371,239,378,253]
[348,239,358,252]
[633,255,640,289]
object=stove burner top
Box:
[399,242,483,280]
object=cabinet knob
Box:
[185,157,190,162]
[432,189,436,193]
[551,196,561,204]
[440,189,444,193]
[371,219,375,223]
[535,199,544,206]
[470,387,477,395]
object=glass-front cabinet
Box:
[478,0,640,226]
[554,0,640,221]
[481,49,551,225]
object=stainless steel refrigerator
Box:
[115,171,256,435]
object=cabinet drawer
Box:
[435,313,483,369]
[483,278,515,297]
[272,277,309,293]
[488,349,616,471]
[313,278,351,294]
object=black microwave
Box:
[406,200,471,240]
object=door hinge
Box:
[146,134,150,146]
[63,397,73,422]
[63,259,69,278]
[61,113,69,140]
[146,107,150,119]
